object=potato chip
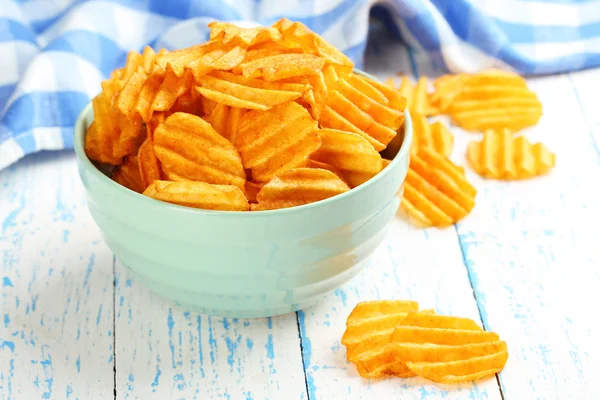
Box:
[138,133,163,189]
[406,350,508,383]
[342,301,421,378]
[209,22,282,47]
[87,93,122,164]
[143,180,249,211]
[401,148,476,227]
[169,88,204,117]
[244,181,264,203]
[85,120,121,165]
[111,155,144,193]
[436,70,543,132]
[273,18,354,72]
[430,74,468,113]
[237,102,321,182]
[310,128,383,188]
[306,159,342,177]
[234,53,326,81]
[251,168,349,211]
[203,103,247,145]
[152,69,194,112]
[392,326,500,346]
[467,129,555,180]
[411,115,454,157]
[153,112,246,189]
[196,71,308,110]
[318,73,403,151]
[342,299,508,383]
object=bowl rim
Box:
[73,69,413,218]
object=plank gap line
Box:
[295,311,311,400]
[112,255,117,400]
[453,224,506,400]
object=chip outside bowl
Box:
[73,70,413,318]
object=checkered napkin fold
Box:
[1,0,599,170]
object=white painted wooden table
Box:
[2,31,600,400]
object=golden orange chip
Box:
[209,22,282,47]
[401,148,476,227]
[341,301,421,378]
[306,159,342,177]
[111,155,144,193]
[87,93,121,164]
[244,181,264,203]
[138,133,163,189]
[342,299,508,383]
[143,180,249,211]
[153,112,246,189]
[406,350,508,383]
[318,73,404,151]
[392,326,500,346]
[196,71,307,110]
[273,18,354,71]
[237,102,321,182]
[411,115,454,157]
[152,69,194,112]
[311,128,383,188]
[435,70,543,132]
[204,103,247,145]
[467,129,555,180]
[234,53,326,81]
[251,168,349,211]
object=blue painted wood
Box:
[0,151,115,399]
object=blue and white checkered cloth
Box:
[2,0,600,170]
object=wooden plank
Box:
[114,261,308,400]
[0,151,115,399]
[453,73,600,399]
[568,68,600,154]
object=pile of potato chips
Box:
[342,300,508,383]
[388,70,556,227]
[85,18,409,211]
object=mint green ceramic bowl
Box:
[73,71,412,318]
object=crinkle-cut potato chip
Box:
[342,298,508,383]
[273,18,354,72]
[153,112,246,189]
[433,69,543,132]
[234,53,326,81]
[318,73,403,151]
[467,129,555,180]
[341,301,421,378]
[392,326,500,346]
[401,148,476,227]
[152,69,194,112]
[209,21,282,47]
[237,102,321,182]
[138,133,163,189]
[244,181,264,203]
[411,114,454,157]
[169,88,204,117]
[196,71,307,111]
[111,155,144,193]
[311,129,383,188]
[143,180,249,211]
[306,159,342,177]
[204,103,247,145]
[397,311,483,331]
[406,351,508,384]
[251,168,349,211]
[85,120,122,166]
